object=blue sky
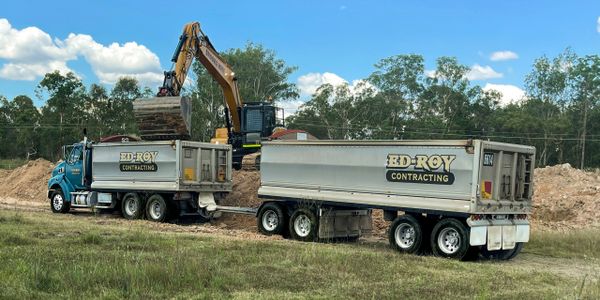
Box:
[1,0,599,110]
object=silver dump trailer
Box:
[255,140,535,260]
[48,139,232,222]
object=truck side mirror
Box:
[61,145,67,160]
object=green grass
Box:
[0,210,599,299]
[0,158,27,169]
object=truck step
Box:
[215,205,257,215]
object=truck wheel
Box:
[480,242,524,260]
[289,208,318,242]
[389,215,423,254]
[257,202,286,235]
[50,189,70,213]
[431,218,471,260]
[146,194,168,222]
[121,193,144,220]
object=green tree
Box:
[190,43,299,141]
[109,77,143,135]
[36,71,87,159]
[568,55,600,168]
[524,50,576,166]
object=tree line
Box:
[0,44,599,168]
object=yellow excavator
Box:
[133,21,291,169]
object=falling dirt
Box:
[214,171,262,230]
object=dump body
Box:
[258,140,534,215]
[91,140,232,192]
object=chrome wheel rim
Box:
[394,223,415,249]
[52,194,63,210]
[262,210,279,231]
[293,214,311,237]
[124,197,138,216]
[438,227,461,254]
[149,200,163,220]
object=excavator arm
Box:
[158,22,243,133]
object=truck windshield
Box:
[67,146,82,164]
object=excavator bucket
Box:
[133,96,192,140]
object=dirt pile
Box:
[0,159,54,202]
[532,163,600,230]
[215,171,262,230]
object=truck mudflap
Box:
[467,218,529,251]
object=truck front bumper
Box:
[467,218,530,251]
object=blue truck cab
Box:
[47,141,94,213]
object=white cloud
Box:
[0,18,162,87]
[296,72,374,98]
[483,83,525,106]
[279,99,306,115]
[597,16,600,33]
[490,50,519,61]
[297,72,346,96]
[467,64,503,80]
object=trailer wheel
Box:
[50,188,70,214]
[146,194,168,222]
[121,193,144,220]
[480,242,524,260]
[389,215,423,254]
[289,208,318,242]
[431,218,471,260]
[257,202,286,235]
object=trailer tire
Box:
[121,193,144,220]
[389,214,423,254]
[257,202,286,236]
[431,218,471,260]
[480,242,524,260]
[146,194,168,222]
[50,188,70,214]
[289,208,318,242]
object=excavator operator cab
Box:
[239,102,284,145]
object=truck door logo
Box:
[385,154,456,185]
[119,151,159,172]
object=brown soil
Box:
[2,160,599,233]
[532,163,600,230]
[213,171,262,230]
[0,159,54,202]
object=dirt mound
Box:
[216,171,262,230]
[532,163,600,230]
[0,159,54,202]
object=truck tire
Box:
[389,215,423,254]
[121,193,144,220]
[50,188,70,214]
[431,218,471,260]
[257,202,286,235]
[289,208,318,242]
[480,242,524,260]
[146,194,168,222]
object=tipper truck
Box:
[48,137,233,222]
[255,139,535,260]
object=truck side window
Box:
[68,146,82,164]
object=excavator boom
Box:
[134,22,243,139]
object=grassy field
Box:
[0,158,26,169]
[0,209,599,299]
